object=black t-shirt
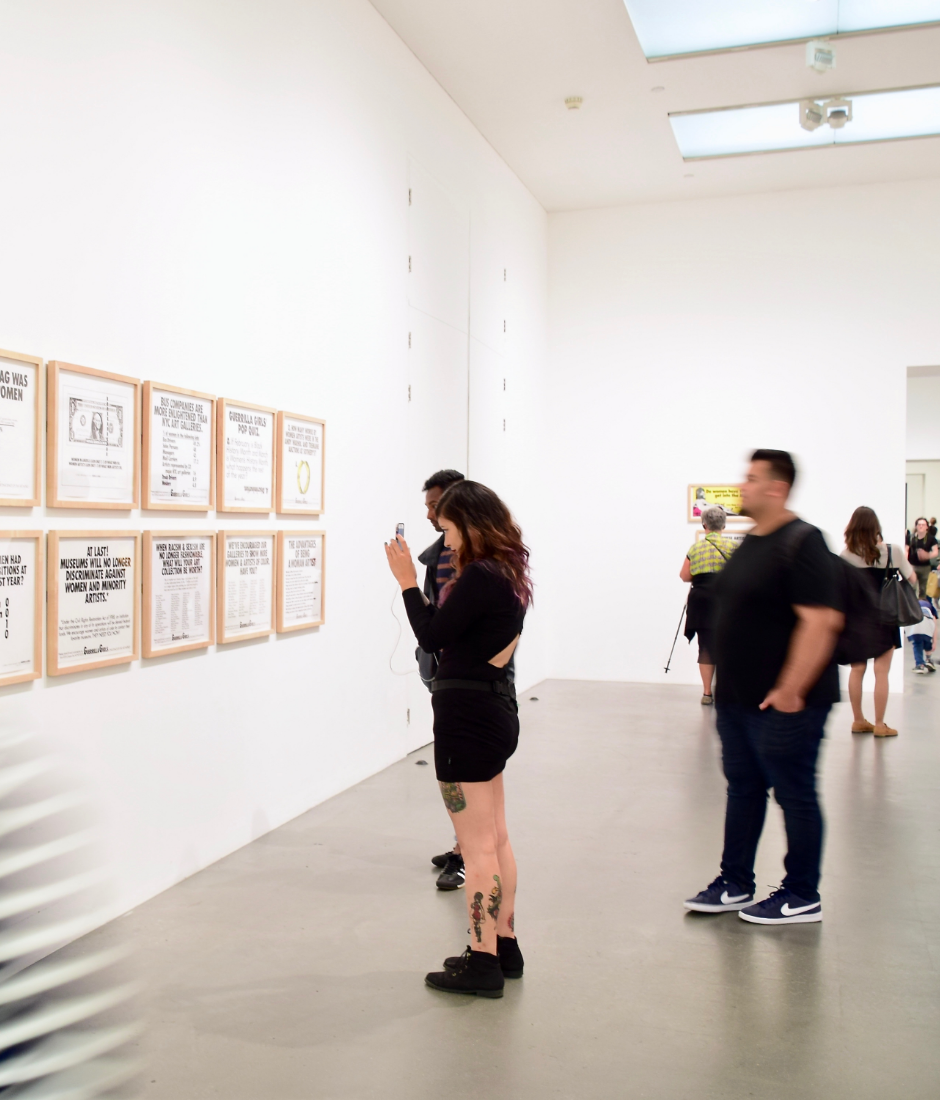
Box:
[907,533,938,567]
[713,519,841,708]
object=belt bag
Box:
[430,679,517,702]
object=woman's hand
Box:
[385,535,418,591]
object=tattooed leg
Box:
[470,892,486,944]
[439,781,466,813]
[486,874,502,923]
[508,912,514,933]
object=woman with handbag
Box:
[384,480,531,997]
[841,507,917,737]
[679,505,738,704]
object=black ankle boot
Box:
[426,949,504,998]
[443,937,524,979]
[496,935,524,978]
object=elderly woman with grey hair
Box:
[680,505,739,703]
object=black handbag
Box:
[879,545,923,627]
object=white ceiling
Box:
[368,0,940,210]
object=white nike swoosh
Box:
[780,901,820,916]
[720,890,749,904]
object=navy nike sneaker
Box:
[738,887,822,925]
[684,876,754,913]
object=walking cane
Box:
[664,600,688,674]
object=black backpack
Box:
[781,521,884,667]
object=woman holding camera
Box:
[385,481,531,998]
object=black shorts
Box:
[697,627,714,665]
[431,688,519,783]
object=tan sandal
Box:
[851,720,874,733]
[873,724,898,737]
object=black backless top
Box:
[402,560,525,682]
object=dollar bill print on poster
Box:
[217,398,275,513]
[688,484,746,523]
[47,531,140,675]
[142,382,216,510]
[142,532,216,657]
[276,412,325,515]
[48,361,141,508]
[217,531,276,643]
[0,349,42,507]
[276,531,325,633]
[0,532,43,686]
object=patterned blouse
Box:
[687,532,738,576]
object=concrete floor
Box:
[69,677,939,1099]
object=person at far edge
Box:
[680,504,738,705]
[385,480,530,997]
[841,506,916,736]
[684,450,843,926]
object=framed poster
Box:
[48,361,140,509]
[217,531,276,643]
[0,532,43,686]
[142,382,215,510]
[217,398,275,513]
[276,530,325,633]
[47,531,140,675]
[688,484,745,523]
[695,528,749,547]
[0,348,42,507]
[276,412,325,515]
[142,531,216,657]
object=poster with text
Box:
[219,400,274,512]
[49,533,139,674]
[0,535,41,685]
[0,353,40,505]
[219,532,275,642]
[145,385,214,508]
[688,484,744,522]
[144,533,214,656]
[277,531,324,632]
[52,364,139,506]
[277,413,324,514]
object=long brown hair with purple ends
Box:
[436,480,532,607]
[845,506,882,566]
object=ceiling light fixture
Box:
[806,38,836,72]
[799,95,852,130]
[565,96,583,110]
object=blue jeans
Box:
[715,704,830,902]
[911,637,928,666]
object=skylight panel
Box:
[669,84,940,159]
[624,0,940,59]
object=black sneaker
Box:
[431,849,457,869]
[436,853,465,890]
[426,949,503,998]
[445,935,523,979]
[739,887,821,925]
[684,875,754,913]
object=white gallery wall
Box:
[545,179,940,687]
[0,0,548,915]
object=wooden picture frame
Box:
[688,484,746,523]
[0,531,43,686]
[142,382,216,511]
[217,530,277,644]
[217,397,276,514]
[47,530,140,675]
[0,348,43,508]
[276,530,325,633]
[142,531,216,658]
[47,360,141,509]
[276,412,325,516]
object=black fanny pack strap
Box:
[431,678,517,702]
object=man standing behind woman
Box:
[841,507,916,737]
[680,505,738,704]
[906,516,938,599]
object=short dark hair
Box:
[750,449,796,488]
[423,469,465,493]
